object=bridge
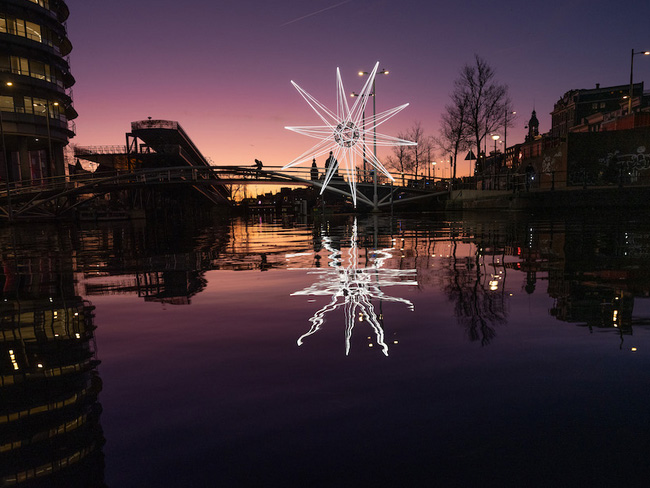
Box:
[0,165,450,221]
[0,119,450,221]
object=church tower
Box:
[526,110,539,141]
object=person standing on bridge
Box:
[254,159,263,177]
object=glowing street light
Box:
[350,91,372,180]
[628,49,650,115]
[491,134,500,157]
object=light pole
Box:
[350,91,369,181]
[1,81,13,221]
[491,134,500,155]
[628,49,650,115]
[429,161,436,179]
[504,110,515,167]
[492,134,500,188]
[359,68,389,209]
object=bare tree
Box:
[227,184,246,202]
[406,122,429,178]
[386,131,413,186]
[457,55,512,173]
[437,90,471,179]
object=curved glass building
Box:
[0,0,76,184]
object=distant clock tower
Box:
[526,110,539,141]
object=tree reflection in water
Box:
[290,218,417,355]
[437,225,509,346]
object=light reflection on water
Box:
[1,213,650,486]
[290,218,416,356]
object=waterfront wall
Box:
[446,187,650,211]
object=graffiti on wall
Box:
[569,146,650,186]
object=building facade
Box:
[0,0,76,184]
[549,83,643,139]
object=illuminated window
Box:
[8,56,63,86]
[0,95,14,112]
[33,98,48,115]
[25,21,41,42]
[28,0,50,9]
[10,56,29,76]
[31,60,46,80]
[23,97,33,114]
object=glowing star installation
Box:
[283,62,416,206]
[288,219,416,356]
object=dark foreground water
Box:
[1,211,650,487]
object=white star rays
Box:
[289,219,416,356]
[283,62,416,206]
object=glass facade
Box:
[28,0,50,8]
[0,14,61,52]
[0,0,74,183]
[0,54,66,87]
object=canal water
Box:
[2,211,650,487]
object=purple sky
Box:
[65,0,650,176]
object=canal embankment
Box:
[445,186,650,211]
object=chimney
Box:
[596,83,600,89]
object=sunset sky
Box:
[66,0,649,177]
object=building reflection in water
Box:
[289,219,417,355]
[0,257,104,486]
[445,215,650,349]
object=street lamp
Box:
[359,68,389,208]
[491,134,500,189]
[628,49,650,115]
[491,134,500,155]
[350,91,371,181]
[504,111,515,167]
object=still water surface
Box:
[2,212,650,487]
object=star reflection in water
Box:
[289,219,417,355]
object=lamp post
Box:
[492,134,500,189]
[504,110,515,167]
[350,91,369,181]
[359,68,389,209]
[491,134,500,155]
[429,161,436,179]
[628,49,650,115]
[1,81,13,221]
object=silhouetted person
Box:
[254,159,263,177]
[325,151,341,179]
[525,163,535,191]
[310,159,319,181]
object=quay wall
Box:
[445,187,650,211]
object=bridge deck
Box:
[0,166,450,220]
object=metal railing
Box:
[75,145,127,155]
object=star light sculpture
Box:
[283,62,416,206]
[288,219,416,356]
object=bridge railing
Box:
[75,145,128,155]
[0,165,454,203]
